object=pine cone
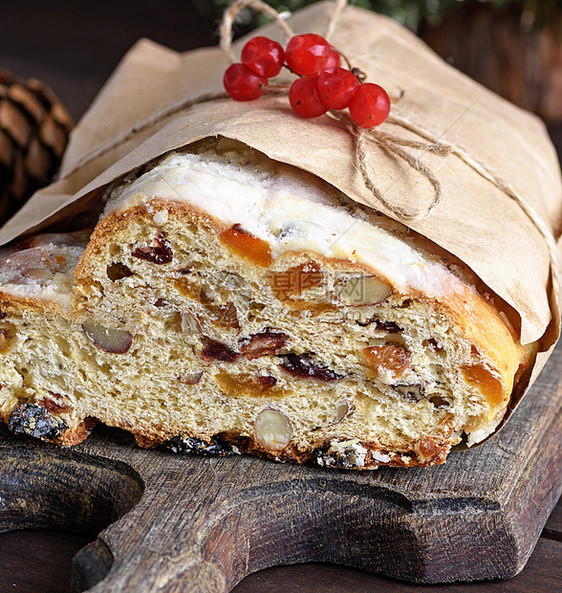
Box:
[0,70,73,224]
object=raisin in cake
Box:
[0,139,530,468]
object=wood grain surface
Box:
[0,340,560,592]
[1,2,561,592]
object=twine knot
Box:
[221,0,453,222]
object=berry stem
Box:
[351,67,367,83]
[263,82,292,92]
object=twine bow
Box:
[221,0,454,223]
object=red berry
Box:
[285,34,332,76]
[317,67,360,110]
[223,63,266,101]
[323,49,341,71]
[289,76,328,118]
[241,36,284,78]
[348,83,390,128]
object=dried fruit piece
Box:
[106,262,133,281]
[254,408,292,450]
[429,395,450,408]
[338,275,392,306]
[254,375,278,390]
[280,353,343,381]
[363,345,411,377]
[393,383,425,403]
[201,337,238,362]
[82,321,133,354]
[8,403,68,440]
[269,261,323,300]
[173,277,200,299]
[375,320,401,333]
[219,224,273,267]
[39,394,72,414]
[167,435,237,456]
[215,372,279,398]
[461,364,504,406]
[240,330,288,359]
[132,233,173,264]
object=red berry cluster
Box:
[223,33,390,129]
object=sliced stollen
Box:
[0,139,530,468]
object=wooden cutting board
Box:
[0,343,560,593]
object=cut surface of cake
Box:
[0,139,530,468]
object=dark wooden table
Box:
[1,2,561,592]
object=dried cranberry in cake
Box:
[269,262,323,300]
[219,224,273,267]
[363,345,411,377]
[280,353,343,381]
[254,375,278,390]
[240,330,288,359]
[201,337,238,362]
[132,233,173,264]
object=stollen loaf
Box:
[0,1,559,469]
[0,138,531,468]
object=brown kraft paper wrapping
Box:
[0,1,560,437]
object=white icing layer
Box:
[106,150,464,299]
